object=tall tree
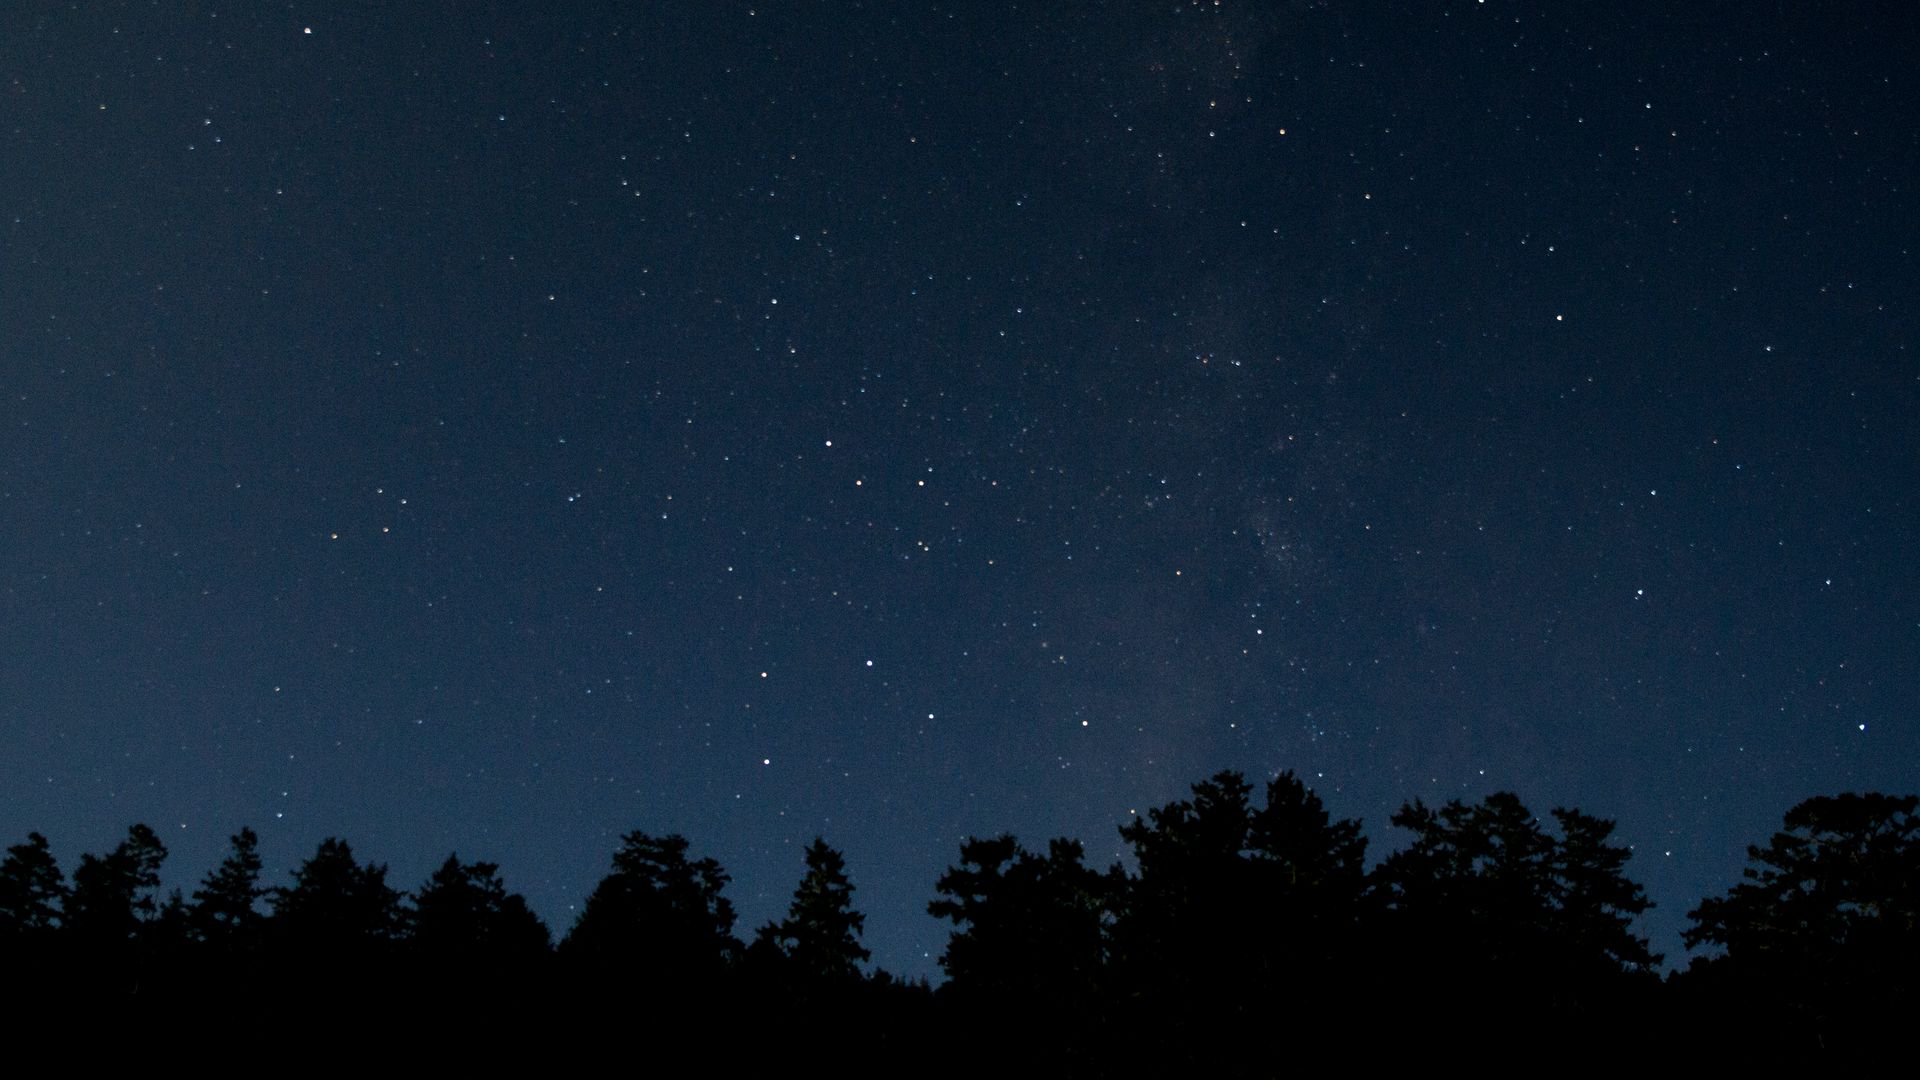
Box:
[268,838,405,962]
[1377,793,1657,969]
[1247,770,1370,899]
[1377,792,1560,956]
[0,833,67,941]
[562,831,738,985]
[929,834,1111,1002]
[190,827,266,952]
[1372,790,1657,1053]
[1686,793,1920,961]
[1681,792,1918,1052]
[1550,807,1659,972]
[410,853,551,964]
[1109,770,1370,1062]
[57,824,171,994]
[1120,771,1369,927]
[928,835,1114,1074]
[1114,771,1369,971]
[756,838,869,983]
[64,824,169,948]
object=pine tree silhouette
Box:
[1373,791,1657,1055]
[410,853,551,965]
[268,837,406,997]
[930,834,1110,1002]
[1110,771,1371,1067]
[756,837,870,983]
[1681,793,1919,1056]
[190,827,266,953]
[562,831,739,996]
[61,824,170,994]
[0,831,68,990]
[0,832,67,940]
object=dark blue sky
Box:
[4,1,1914,977]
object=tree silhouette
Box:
[1550,807,1660,972]
[1248,770,1369,898]
[1,831,69,987]
[58,824,170,994]
[928,833,1113,1072]
[64,824,168,948]
[1118,771,1369,957]
[929,834,1111,1003]
[145,887,194,972]
[756,837,869,983]
[268,838,405,974]
[562,831,738,990]
[1681,793,1919,1053]
[410,853,551,966]
[1378,792,1655,969]
[1379,792,1554,940]
[0,832,67,941]
[1109,771,1370,1063]
[23,772,1918,1060]
[190,827,266,953]
[1371,791,1656,1053]
[1687,793,1919,960]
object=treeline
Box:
[2,773,1915,1067]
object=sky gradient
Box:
[3,1,1914,976]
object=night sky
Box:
[4,2,1914,978]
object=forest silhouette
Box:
[2,773,1913,1068]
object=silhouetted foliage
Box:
[1110,771,1370,1065]
[410,853,552,966]
[732,838,891,1057]
[1687,793,1919,960]
[930,834,1111,1002]
[145,887,194,969]
[1551,806,1661,971]
[190,827,266,952]
[1370,791,1657,1055]
[0,832,67,942]
[927,834,1113,1072]
[65,824,168,948]
[1248,770,1370,897]
[563,831,738,988]
[1118,770,1369,958]
[57,824,170,993]
[755,837,869,983]
[0,831,69,990]
[6,772,1913,1064]
[1380,793,1553,943]
[1680,793,1919,1054]
[268,838,405,973]
[1378,792,1655,970]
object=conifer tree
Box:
[563,831,738,982]
[190,827,266,952]
[930,834,1110,1001]
[1108,770,1371,1060]
[0,832,67,941]
[1373,787,1657,1048]
[1550,807,1658,971]
[757,838,869,982]
[1686,793,1919,962]
[411,853,551,961]
[269,838,405,956]
[1680,793,1919,1055]
[65,823,169,947]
